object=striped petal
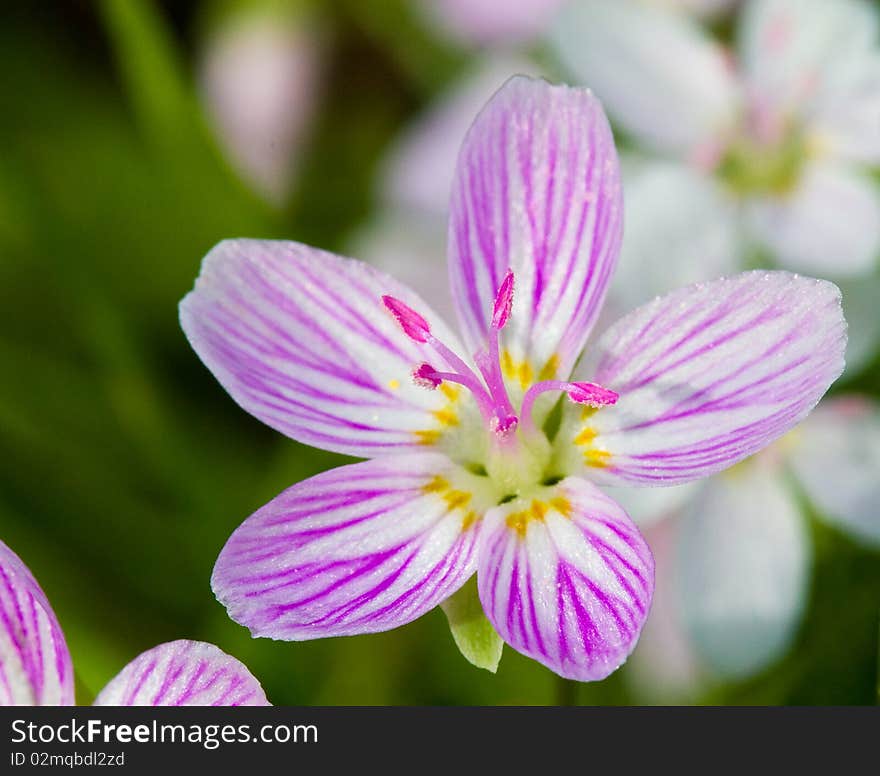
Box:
[477,477,654,681]
[180,239,469,458]
[788,396,880,548]
[562,271,846,486]
[93,640,269,706]
[0,539,74,706]
[448,76,623,381]
[551,0,740,154]
[212,454,492,640]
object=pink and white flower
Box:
[199,2,321,205]
[181,76,846,681]
[0,538,269,706]
[552,0,880,279]
[628,395,880,698]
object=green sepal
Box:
[441,577,504,673]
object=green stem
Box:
[555,675,580,706]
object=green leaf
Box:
[98,0,196,153]
[440,578,503,673]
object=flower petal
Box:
[0,539,74,706]
[678,466,809,678]
[601,481,700,529]
[788,396,880,548]
[746,162,880,278]
[92,640,269,706]
[212,454,491,640]
[609,160,741,316]
[477,477,654,681]
[448,75,623,380]
[563,271,846,486]
[810,54,880,164]
[551,0,739,154]
[180,239,470,458]
[740,0,878,118]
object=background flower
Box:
[626,396,880,702]
[551,0,880,374]
[198,0,323,205]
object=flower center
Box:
[381,271,618,495]
[711,92,811,197]
[716,127,807,197]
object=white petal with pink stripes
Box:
[477,477,653,681]
[93,640,269,706]
[0,540,74,706]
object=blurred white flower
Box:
[552,0,880,279]
[414,0,565,46]
[627,396,880,701]
[198,2,321,204]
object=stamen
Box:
[567,382,620,407]
[412,363,442,390]
[381,277,528,440]
[382,295,495,414]
[520,380,618,435]
[492,269,515,330]
[382,295,431,342]
[491,413,519,436]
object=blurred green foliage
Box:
[0,0,877,705]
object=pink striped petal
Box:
[93,640,269,706]
[180,239,469,458]
[448,76,623,381]
[0,539,74,706]
[477,477,654,681]
[564,271,846,486]
[212,454,490,640]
